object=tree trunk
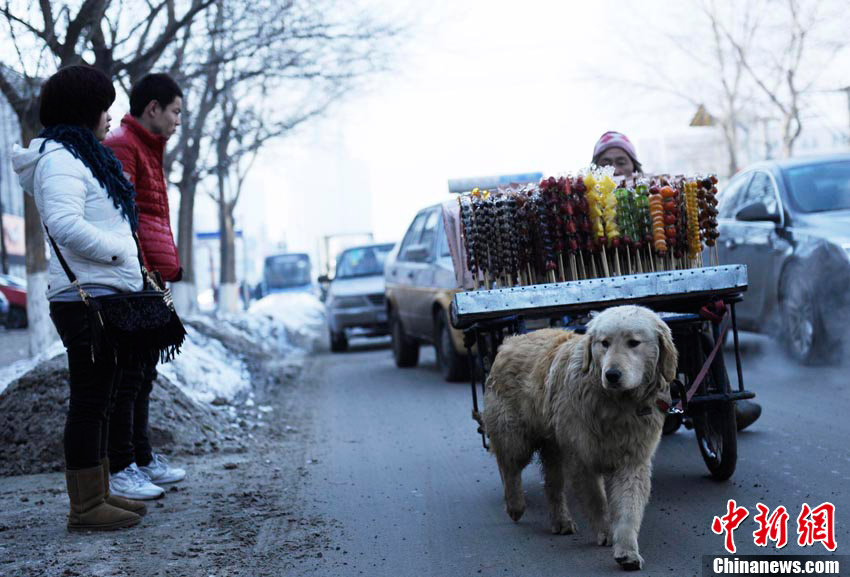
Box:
[217,178,238,313]
[173,178,198,315]
[721,119,739,178]
[20,121,57,354]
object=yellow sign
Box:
[690,104,716,127]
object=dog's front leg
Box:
[540,442,577,535]
[570,464,609,546]
[607,464,651,571]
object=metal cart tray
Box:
[451,265,748,328]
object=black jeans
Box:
[49,301,121,471]
[108,357,157,473]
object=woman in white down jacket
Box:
[12,65,147,532]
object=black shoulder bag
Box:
[46,227,186,364]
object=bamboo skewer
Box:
[600,246,610,277]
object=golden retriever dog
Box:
[482,305,677,571]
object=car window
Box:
[417,210,440,258]
[784,160,850,213]
[717,173,752,218]
[336,245,393,278]
[737,171,778,216]
[437,216,451,257]
[264,254,311,288]
[398,212,428,262]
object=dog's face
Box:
[583,306,677,393]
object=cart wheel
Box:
[692,332,737,481]
[662,412,682,436]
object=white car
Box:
[323,243,395,352]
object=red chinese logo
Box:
[753,503,789,549]
[797,502,837,551]
[712,499,750,553]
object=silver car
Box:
[716,154,850,364]
[323,243,395,352]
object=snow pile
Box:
[248,292,327,352]
[0,340,64,396]
[186,312,294,357]
[157,324,251,405]
[1,291,324,405]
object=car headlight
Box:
[332,296,365,309]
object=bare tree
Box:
[597,0,763,177]
[1,0,401,331]
[604,0,848,174]
[704,0,761,175]
[183,0,400,312]
[720,0,848,157]
[0,0,214,352]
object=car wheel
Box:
[434,309,468,382]
[329,329,348,353]
[391,311,419,367]
[6,306,27,329]
[780,266,826,365]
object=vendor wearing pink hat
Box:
[591,131,643,178]
[589,130,763,431]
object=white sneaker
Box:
[138,453,186,485]
[110,463,165,500]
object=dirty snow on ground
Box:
[0,339,64,396]
[157,324,251,405]
[186,311,294,356]
[247,292,326,351]
[1,292,324,402]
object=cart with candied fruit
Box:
[447,169,755,480]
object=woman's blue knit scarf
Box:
[39,124,139,231]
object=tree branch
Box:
[60,0,108,65]
[117,0,216,80]
[0,2,60,53]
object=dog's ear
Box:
[581,335,593,373]
[655,317,678,384]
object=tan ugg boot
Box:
[100,458,147,517]
[66,466,141,532]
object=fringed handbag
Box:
[46,227,186,364]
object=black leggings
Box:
[49,301,120,471]
[108,359,156,473]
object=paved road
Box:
[297,335,850,577]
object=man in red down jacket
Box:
[103,74,188,500]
